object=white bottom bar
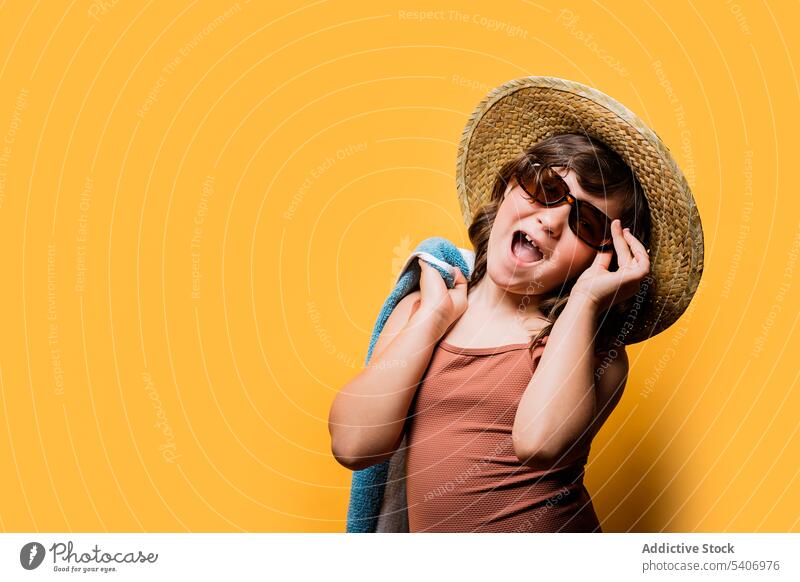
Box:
[1,533,798,581]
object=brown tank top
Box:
[405,336,602,533]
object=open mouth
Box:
[511,230,544,264]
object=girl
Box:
[330,77,702,533]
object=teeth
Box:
[523,233,533,245]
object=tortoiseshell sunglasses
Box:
[514,162,617,251]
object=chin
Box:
[486,259,538,296]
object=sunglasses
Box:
[514,163,616,251]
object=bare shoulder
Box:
[590,345,629,425]
[370,291,421,361]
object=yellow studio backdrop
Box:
[0,0,797,533]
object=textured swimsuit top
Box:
[405,336,602,533]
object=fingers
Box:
[418,258,449,297]
[418,259,444,308]
[622,229,651,276]
[419,259,469,288]
[611,219,633,266]
[418,258,435,287]
[417,258,468,318]
[449,268,469,315]
[592,247,612,270]
[452,267,468,288]
[417,259,439,280]
[418,258,436,275]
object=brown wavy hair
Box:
[466,133,652,355]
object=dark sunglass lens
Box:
[517,171,538,199]
[573,205,612,248]
[537,169,568,203]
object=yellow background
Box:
[0,0,797,532]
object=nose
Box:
[535,204,570,240]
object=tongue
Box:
[512,236,543,262]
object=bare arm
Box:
[512,219,645,468]
[328,290,440,471]
[329,259,469,471]
[512,295,609,465]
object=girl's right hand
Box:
[411,258,469,340]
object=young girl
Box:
[329,133,651,533]
[330,77,703,533]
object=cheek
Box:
[554,239,595,276]
[488,204,515,247]
[488,229,509,267]
[492,199,528,242]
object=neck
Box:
[468,275,545,321]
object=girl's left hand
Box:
[571,219,651,311]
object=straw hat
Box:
[455,76,704,344]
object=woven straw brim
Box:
[456,76,704,344]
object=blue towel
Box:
[345,236,475,533]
